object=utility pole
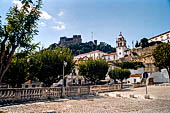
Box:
[62,61,67,98]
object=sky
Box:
[0,0,170,48]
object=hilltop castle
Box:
[59,35,82,47]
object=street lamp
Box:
[62,61,67,97]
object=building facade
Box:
[148,31,170,43]
[74,50,107,63]
[103,52,117,62]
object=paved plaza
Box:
[0,85,170,113]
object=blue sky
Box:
[0,0,170,48]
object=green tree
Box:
[2,55,29,87]
[29,47,74,87]
[140,38,149,48]
[109,68,131,87]
[50,41,116,56]
[0,0,42,82]
[114,61,145,70]
[152,43,170,80]
[78,59,109,84]
[135,41,140,48]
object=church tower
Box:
[116,32,127,59]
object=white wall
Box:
[148,32,170,43]
[127,77,142,84]
[129,68,144,75]
[149,69,169,83]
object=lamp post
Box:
[62,61,67,97]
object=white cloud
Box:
[52,21,66,31]
[58,11,64,17]
[13,0,52,20]
[39,22,46,27]
[13,0,22,9]
[40,10,52,20]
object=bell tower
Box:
[116,32,127,59]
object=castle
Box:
[59,35,82,47]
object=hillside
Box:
[49,41,116,56]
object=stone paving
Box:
[0,85,170,113]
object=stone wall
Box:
[0,84,121,104]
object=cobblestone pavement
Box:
[0,85,170,113]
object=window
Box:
[134,79,136,83]
[108,56,110,60]
[25,85,28,88]
[166,34,169,39]
[73,79,75,83]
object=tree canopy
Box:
[109,68,131,87]
[29,47,74,87]
[2,54,29,87]
[152,43,170,79]
[114,61,145,70]
[78,59,109,84]
[49,41,116,56]
[140,38,149,48]
[0,0,42,82]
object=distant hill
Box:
[49,41,116,56]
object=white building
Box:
[74,50,107,63]
[103,52,117,62]
[116,32,128,59]
[148,31,170,43]
[149,69,169,83]
[127,67,169,84]
[127,73,143,84]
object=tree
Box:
[140,38,149,48]
[2,55,29,87]
[78,59,109,84]
[50,41,116,56]
[135,41,140,48]
[152,43,170,80]
[29,47,74,87]
[109,68,131,88]
[0,0,42,82]
[114,61,145,70]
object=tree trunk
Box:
[166,67,170,83]
[168,69,170,83]
[0,46,17,82]
[120,81,123,89]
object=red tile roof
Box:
[76,50,107,56]
[104,52,117,56]
[130,73,142,77]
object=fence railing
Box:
[0,84,121,104]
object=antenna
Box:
[91,32,93,41]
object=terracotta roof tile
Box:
[130,73,142,77]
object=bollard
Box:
[129,94,135,98]
[144,94,150,99]
[116,94,121,97]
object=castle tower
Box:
[116,32,127,59]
